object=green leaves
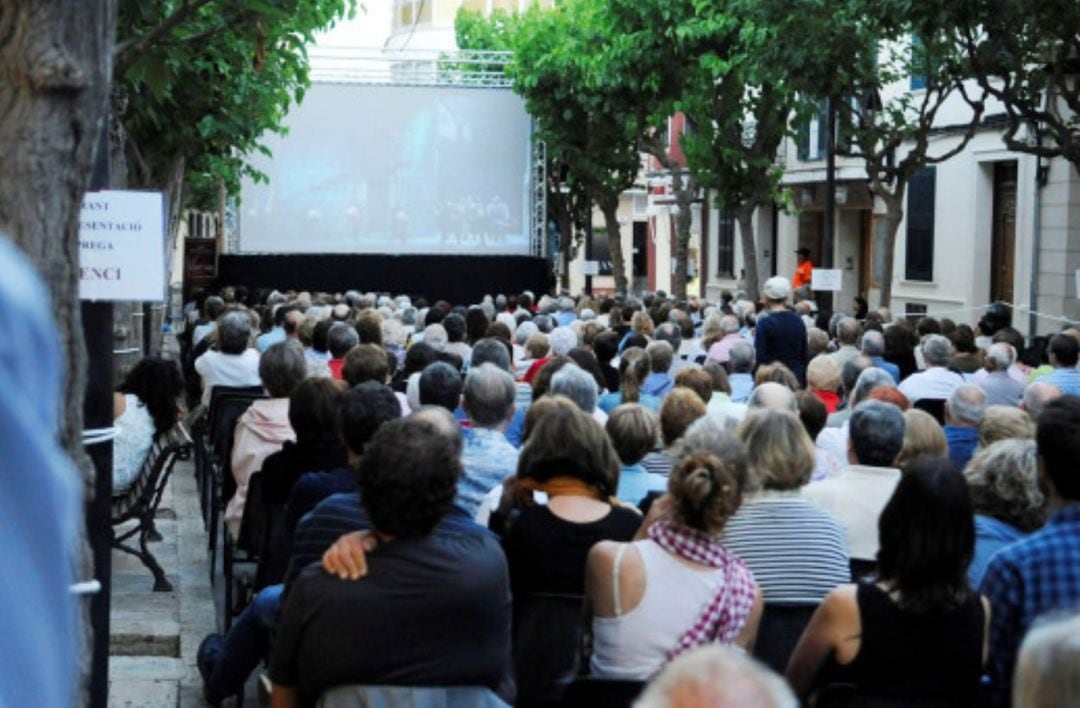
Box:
[117,0,356,206]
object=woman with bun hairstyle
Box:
[598,347,661,414]
[584,429,762,680]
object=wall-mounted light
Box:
[800,187,814,207]
[835,185,849,206]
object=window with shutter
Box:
[904,167,936,281]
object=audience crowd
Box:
[136,277,1080,707]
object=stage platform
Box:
[217,253,553,304]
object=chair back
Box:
[752,603,819,673]
[317,685,509,708]
[559,678,645,708]
[207,385,266,492]
[512,593,585,708]
[912,398,946,425]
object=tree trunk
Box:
[549,189,573,292]
[734,203,760,300]
[0,2,117,703]
[875,186,905,309]
[598,196,628,296]
[671,188,696,301]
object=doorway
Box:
[991,162,1017,304]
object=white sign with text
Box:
[79,191,166,302]
[582,260,600,276]
[811,268,843,292]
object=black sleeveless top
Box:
[818,582,985,705]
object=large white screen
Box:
[238,83,532,255]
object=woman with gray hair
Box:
[964,438,1046,587]
[1012,611,1080,708]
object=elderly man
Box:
[981,397,1080,704]
[418,361,463,413]
[1036,333,1080,396]
[257,303,297,352]
[804,400,905,568]
[860,330,900,384]
[553,295,577,327]
[326,322,358,380]
[268,417,511,707]
[194,310,262,407]
[728,340,757,404]
[898,334,965,404]
[943,384,987,470]
[642,340,677,399]
[755,276,808,386]
[458,364,520,518]
[827,356,874,428]
[830,317,862,371]
[747,381,798,413]
[1021,381,1062,421]
[975,343,1025,407]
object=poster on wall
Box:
[812,268,843,292]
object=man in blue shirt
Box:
[860,329,901,384]
[754,277,808,386]
[457,364,519,517]
[942,384,986,470]
[728,340,757,404]
[981,397,1080,703]
[642,340,676,399]
[1037,333,1080,396]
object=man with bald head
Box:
[976,343,1025,407]
[747,382,798,413]
[1021,381,1061,422]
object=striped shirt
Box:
[720,491,850,604]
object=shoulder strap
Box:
[612,544,629,617]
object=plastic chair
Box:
[752,603,819,673]
[512,593,585,708]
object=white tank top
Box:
[590,539,728,680]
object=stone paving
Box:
[108,456,220,707]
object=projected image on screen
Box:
[238,83,532,255]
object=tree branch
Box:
[115,0,218,76]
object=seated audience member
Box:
[894,408,947,469]
[977,343,1026,407]
[635,645,797,708]
[457,364,519,518]
[342,343,409,416]
[420,322,449,353]
[727,340,757,404]
[260,378,348,507]
[522,326,576,383]
[703,364,747,425]
[654,322,689,377]
[112,357,184,494]
[859,330,900,384]
[418,361,463,413]
[747,381,798,414]
[807,327,829,358]
[829,317,861,371]
[225,341,306,537]
[325,322,358,381]
[796,391,843,481]
[642,340,676,399]
[673,367,713,408]
[787,456,989,705]
[724,409,849,603]
[586,447,762,679]
[806,355,842,413]
[607,404,666,506]
[518,332,550,379]
[964,439,1045,588]
[704,315,742,367]
[944,384,988,470]
[803,400,905,569]
[978,405,1035,449]
[898,334,965,404]
[883,323,919,382]
[599,347,661,414]
[642,388,707,476]
[268,418,511,707]
[392,341,436,394]
[1012,611,1080,708]
[754,362,800,392]
[550,362,606,424]
[441,313,472,367]
[192,295,225,346]
[1020,380,1061,422]
[949,324,984,374]
[592,330,621,393]
[981,397,1080,703]
[1033,332,1080,395]
[194,310,262,407]
[287,382,402,530]
[500,401,641,598]
[826,356,873,428]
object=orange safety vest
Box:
[793,260,813,288]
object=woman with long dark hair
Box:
[786,455,989,705]
[113,357,184,494]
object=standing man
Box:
[793,248,814,289]
[755,276,809,386]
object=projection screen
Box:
[238,83,532,255]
